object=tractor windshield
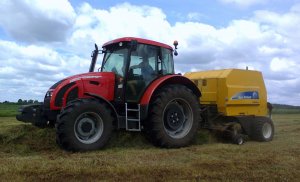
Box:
[101,44,129,77]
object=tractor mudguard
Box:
[140,75,201,105]
[84,92,118,116]
[138,75,201,121]
[84,92,121,128]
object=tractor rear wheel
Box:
[56,99,113,151]
[146,84,200,148]
[250,117,274,142]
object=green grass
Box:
[0,103,20,117]
[272,108,300,114]
[1,102,298,117]
[0,114,299,181]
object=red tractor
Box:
[17,37,201,151]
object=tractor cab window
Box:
[159,48,174,75]
[126,44,157,102]
[101,46,128,77]
[128,44,157,82]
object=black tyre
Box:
[233,134,244,145]
[250,117,274,142]
[145,84,200,148]
[225,122,244,145]
[56,99,114,151]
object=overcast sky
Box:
[0,0,299,106]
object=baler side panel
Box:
[197,78,218,105]
[224,70,267,116]
[185,69,268,117]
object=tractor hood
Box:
[46,72,115,110]
[65,72,108,83]
[49,72,112,89]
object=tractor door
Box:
[126,44,158,102]
[101,44,129,102]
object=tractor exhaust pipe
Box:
[89,44,99,72]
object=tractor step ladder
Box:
[125,103,141,131]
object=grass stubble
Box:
[0,114,299,181]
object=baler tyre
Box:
[56,99,113,151]
[228,123,244,145]
[251,117,274,142]
[146,84,200,148]
[233,134,244,145]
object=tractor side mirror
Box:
[90,44,106,56]
[173,40,178,56]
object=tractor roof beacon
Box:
[16,37,274,151]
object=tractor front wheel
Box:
[146,84,200,148]
[56,99,113,151]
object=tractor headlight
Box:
[46,90,53,97]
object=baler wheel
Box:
[146,84,200,148]
[233,134,244,145]
[250,117,274,142]
[227,123,244,145]
[55,99,113,151]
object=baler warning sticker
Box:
[231,91,259,100]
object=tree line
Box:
[1,99,40,104]
[272,103,300,109]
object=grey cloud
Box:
[0,2,300,106]
[0,0,76,43]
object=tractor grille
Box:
[55,83,76,107]
[50,79,66,89]
[66,87,78,104]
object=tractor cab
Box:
[93,38,175,103]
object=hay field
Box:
[0,114,299,181]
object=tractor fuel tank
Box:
[184,69,268,116]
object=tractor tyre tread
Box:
[145,84,200,148]
[55,98,114,151]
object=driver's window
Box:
[128,44,157,81]
[126,44,158,102]
[130,56,142,75]
[102,49,127,77]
